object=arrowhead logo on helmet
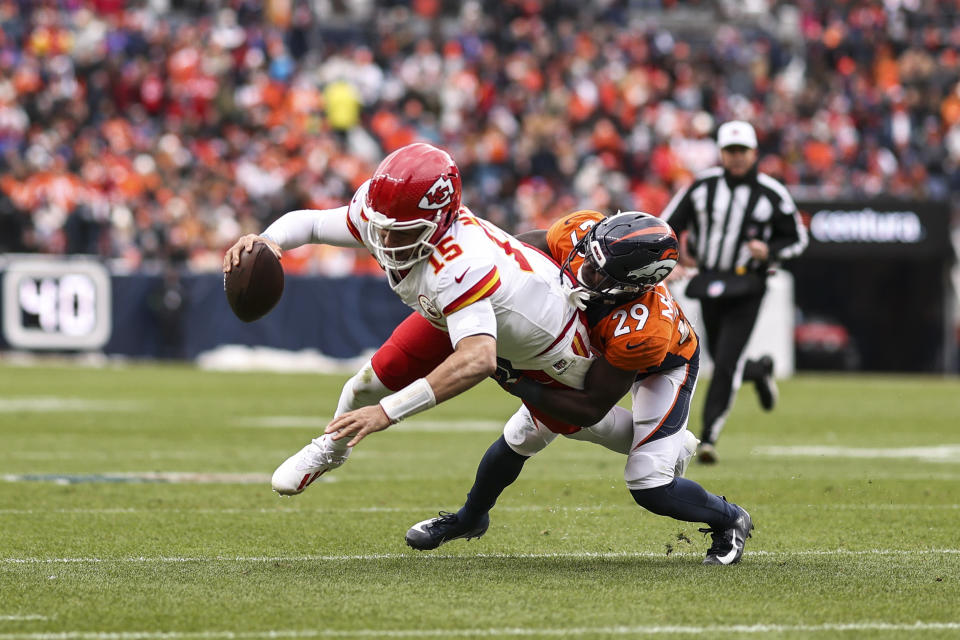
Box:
[363,143,463,271]
[419,177,455,210]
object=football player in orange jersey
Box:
[406,211,754,565]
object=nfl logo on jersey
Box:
[551,358,571,374]
[707,280,727,298]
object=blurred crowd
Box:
[1,0,958,273]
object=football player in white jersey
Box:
[223,143,594,496]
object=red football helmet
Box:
[362,143,462,270]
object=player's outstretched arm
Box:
[263,206,363,249]
[224,206,363,273]
[324,334,497,447]
[509,356,636,427]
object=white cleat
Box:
[674,429,700,478]
[271,436,349,495]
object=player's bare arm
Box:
[423,333,497,402]
[223,234,282,272]
[326,334,497,447]
[507,355,637,427]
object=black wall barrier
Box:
[3,216,957,372]
[793,200,956,372]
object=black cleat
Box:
[405,511,490,551]
[700,503,753,565]
[754,355,778,411]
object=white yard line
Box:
[0,473,281,486]
[6,469,960,483]
[0,504,957,516]
[754,444,960,462]
[0,622,959,639]
[0,398,140,413]
[0,505,590,515]
[2,549,958,564]
[9,453,223,462]
[0,617,47,622]
[238,417,502,432]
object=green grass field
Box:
[1,363,958,639]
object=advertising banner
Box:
[793,200,955,372]
[798,201,953,259]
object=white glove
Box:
[562,282,590,311]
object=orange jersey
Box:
[546,210,699,374]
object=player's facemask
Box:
[560,230,644,308]
[364,211,440,271]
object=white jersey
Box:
[346,181,592,387]
[264,181,593,388]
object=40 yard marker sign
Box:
[1,255,112,350]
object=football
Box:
[224,241,284,322]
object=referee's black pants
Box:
[698,291,767,445]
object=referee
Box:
[660,120,808,464]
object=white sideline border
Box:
[2,549,959,564]
[1,622,959,639]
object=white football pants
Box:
[503,365,698,490]
[319,360,392,456]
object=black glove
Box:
[491,357,521,391]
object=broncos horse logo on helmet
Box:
[561,211,679,303]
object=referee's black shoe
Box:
[754,355,778,411]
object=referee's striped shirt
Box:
[660,167,808,273]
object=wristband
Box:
[378,378,437,423]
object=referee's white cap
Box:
[717,121,757,149]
